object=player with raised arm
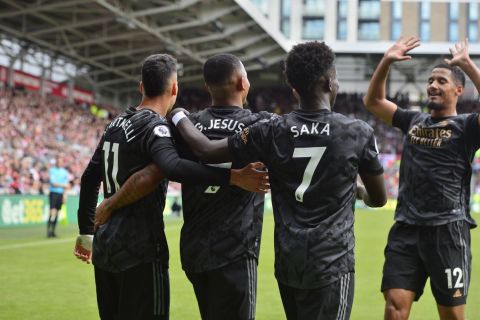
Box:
[168,42,387,320]
[363,36,479,320]
[73,54,268,320]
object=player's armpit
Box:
[94,163,164,228]
[358,173,387,207]
[230,162,270,193]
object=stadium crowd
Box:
[2,86,480,198]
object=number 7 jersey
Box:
[228,109,383,289]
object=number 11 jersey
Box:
[228,109,383,289]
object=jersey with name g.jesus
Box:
[228,109,383,289]
[90,107,229,273]
[392,108,480,227]
[178,106,272,273]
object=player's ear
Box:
[292,88,300,101]
[139,81,144,94]
[171,81,178,97]
[455,85,464,97]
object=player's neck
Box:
[137,96,171,116]
[429,106,457,118]
[299,97,331,111]
[211,96,244,108]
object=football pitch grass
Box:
[0,209,478,320]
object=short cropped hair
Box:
[141,54,177,98]
[433,63,466,87]
[284,41,335,97]
[203,53,244,86]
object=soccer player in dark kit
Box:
[363,36,479,320]
[168,42,387,319]
[73,54,268,320]
[95,53,274,320]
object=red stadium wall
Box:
[0,65,94,104]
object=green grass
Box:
[0,209,478,319]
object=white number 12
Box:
[292,147,326,203]
[102,141,120,193]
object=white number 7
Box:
[293,147,326,203]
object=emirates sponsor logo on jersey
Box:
[407,123,452,148]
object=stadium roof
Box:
[0,0,289,102]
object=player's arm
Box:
[363,36,420,125]
[95,163,164,227]
[75,137,104,264]
[357,174,387,207]
[357,132,387,207]
[444,39,480,126]
[171,110,233,163]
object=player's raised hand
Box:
[74,234,93,264]
[230,162,270,193]
[445,38,471,68]
[95,199,112,229]
[384,36,420,62]
[167,107,190,123]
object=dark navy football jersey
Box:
[177,106,273,273]
[87,107,229,273]
[228,109,383,289]
[392,108,480,227]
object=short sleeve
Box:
[465,113,480,152]
[392,108,419,134]
[358,131,384,176]
[228,121,272,164]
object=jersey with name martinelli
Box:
[228,109,383,289]
[178,106,272,273]
[92,108,173,272]
[393,108,480,227]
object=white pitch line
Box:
[0,222,183,251]
[0,237,75,251]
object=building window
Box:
[390,1,402,40]
[303,0,325,16]
[250,0,269,16]
[358,0,380,40]
[448,2,460,42]
[468,2,478,42]
[337,0,348,40]
[302,18,324,39]
[280,0,291,37]
[419,2,430,41]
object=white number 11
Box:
[102,141,120,193]
[292,147,326,203]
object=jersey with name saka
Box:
[228,109,383,289]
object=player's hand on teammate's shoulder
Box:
[167,107,190,123]
[73,234,93,264]
[94,199,113,229]
[445,38,471,68]
[230,162,270,194]
[355,182,367,201]
[384,36,420,63]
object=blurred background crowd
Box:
[2,87,480,200]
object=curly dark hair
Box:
[284,41,335,97]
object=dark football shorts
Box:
[49,192,63,210]
[186,257,258,320]
[381,220,472,306]
[94,261,170,320]
[277,272,354,320]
